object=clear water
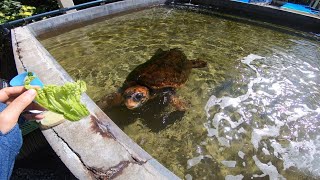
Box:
[40,7,320,179]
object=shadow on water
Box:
[100,96,185,132]
[168,4,320,41]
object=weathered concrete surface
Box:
[27,0,166,37]
[11,1,179,179]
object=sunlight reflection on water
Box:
[204,44,320,179]
[40,7,320,179]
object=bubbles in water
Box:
[225,174,244,180]
[221,160,237,168]
[252,155,285,179]
[251,125,280,150]
[187,155,213,169]
[203,44,320,178]
[238,151,245,159]
[185,174,193,180]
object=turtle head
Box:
[123,86,150,109]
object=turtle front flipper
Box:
[190,59,207,68]
[168,94,189,111]
[96,92,123,110]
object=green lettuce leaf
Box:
[24,72,90,121]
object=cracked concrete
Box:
[10,0,180,179]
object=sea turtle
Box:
[98,48,207,111]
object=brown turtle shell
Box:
[122,48,193,90]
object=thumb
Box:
[3,89,37,120]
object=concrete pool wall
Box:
[10,0,319,179]
[170,0,320,33]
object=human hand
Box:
[0,86,45,134]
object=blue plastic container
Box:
[10,72,44,88]
[281,3,319,14]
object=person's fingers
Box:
[22,113,45,121]
[24,102,47,111]
[0,86,27,102]
[2,89,37,120]
[0,89,37,133]
[35,114,45,120]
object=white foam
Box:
[238,151,245,159]
[185,174,193,180]
[203,52,320,178]
[205,96,241,116]
[252,155,286,180]
[262,147,270,155]
[237,127,247,134]
[270,82,282,95]
[187,155,203,169]
[203,122,217,137]
[287,105,316,122]
[218,137,230,147]
[225,174,244,180]
[241,54,264,65]
[251,125,280,150]
[271,138,320,176]
[221,160,237,168]
[187,155,213,169]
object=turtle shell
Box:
[123,48,193,90]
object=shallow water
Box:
[41,7,320,179]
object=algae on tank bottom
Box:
[40,7,320,179]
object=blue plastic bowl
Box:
[10,72,44,88]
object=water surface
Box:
[41,7,320,179]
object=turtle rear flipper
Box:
[190,59,207,68]
[169,94,189,111]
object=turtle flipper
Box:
[96,92,123,110]
[190,59,207,68]
[168,94,189,111]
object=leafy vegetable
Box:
[24,72,90,121]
